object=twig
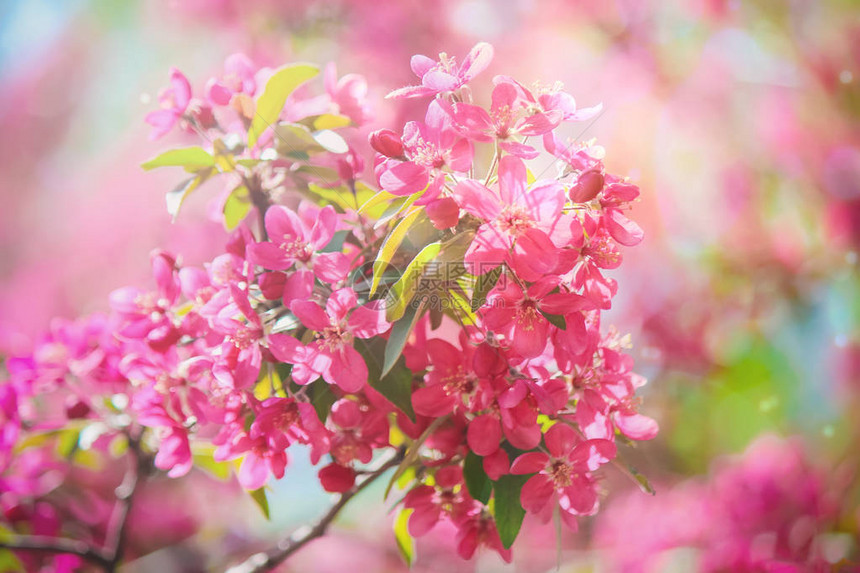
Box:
[227,449,405,573]
[0,535,112,569]
[0,429,151,572]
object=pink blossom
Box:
[144,68,192,140]
[387,42,494,99]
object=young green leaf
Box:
[470,265,503,312]
[463,451,492,504]
[356,338,416,421]
[383,298,425,378]
[141,146,215,171]
[165,173,209,221]
[384,242,441,322]
[492,474,530,549]
[540,310,567,331]
[223,185,251,230]
[394,509,416,566]
[248,487,271,520]
[248,64,319,148]
[370,207,425,296]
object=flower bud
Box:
[319,463,356,493]
[65,396,91,420]
[369,129,404,158]
[569,169,604,203]
[425,197,460,230]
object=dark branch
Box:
[0,429,151,572]
[0,535,112,569]
[227,449,405,573]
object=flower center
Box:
[318,323,353,351]
[515,298,540,331]
[550,460,574,488]
[281,237,313,261]
[497,205,534,237]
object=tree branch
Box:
[0,429,151,572]
[227,449,405,573]
[0,535,112,569]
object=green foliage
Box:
[492,474,530,549]
[141,146,215,172]
[394,509,416,566]
[248,64,319,148]
[463,451,492,504]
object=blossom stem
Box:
[228,448,406,573]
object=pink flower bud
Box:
[425,197,460,229]
[369,129,404,158]
[569,169,604,203]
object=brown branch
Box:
[227,449,405,573]
[0,535,112,569]
[0,429,151,572]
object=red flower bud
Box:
[319,463,356,493]
[369,129,404,158]
[569,169,604,203]
[65,396,91,420]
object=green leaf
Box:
[357,338,415,422]
[0,548,23,573]
[492,474,530,549]
[463,451,492,504]
[248,487,270,520]
[357,189,400,219]
[307,182,362,212]
[192,447,232,481]
[540,311,566,331]
[312,114,353,130]
[394,509,416,567]
[384,242,442,322]
[371,208,425,296]
[165,173,208,221]
[141,146,215,171]
[223,185,251,230]
[55,428,80,459]
[470,265,503,312]
[306,378,337,423]
[321,230,349,253]
[248,64,319,148]
[383,298,426,378]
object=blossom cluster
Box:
[0,43,654,566]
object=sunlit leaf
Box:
[248,487,271,520]
[394,509,416,566]
[223,185,252,231]
[371,208,425,296]
[141,146,215,172]
[248,64,319,148]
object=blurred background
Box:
[0,0,858,571]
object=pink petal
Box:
[510,451,549,475]
[326,345,367,393]
[313,252,349,284]
[348,304,389,338]
[467,414,501,456]
[499,140,539,159]
[613,412,659,441]
[604,209,644,246]
[460,42,494,80]
[422,70,459,92]
[452,103,494,141]
[238,453,269,490]
[482,448,510,480]
[520,474,553,514]
[267,333,304,363]
[326,288,357,322]
[247,242,290,271]
[453,179,502,220]
[283,269,314,305]
[545,423,577,458]
[290,300,331,331]
[169,68,192,109]
[497,156,527,205]
[412,385,456,417]
[379,161,429,196]
[410,54,436,77]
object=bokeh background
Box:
[0,0,858,571]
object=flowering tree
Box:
[0,43,655,571]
